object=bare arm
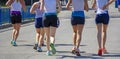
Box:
[91,0,96,9]
[40,0,44,11]
[102,0,115,10]
[56,0,62,13]
[6,0,14,7]
[19,0,26,12]
[65,0,72,11]
[30,3,38,14]
[84,0,89,12]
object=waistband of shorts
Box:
[10,11,21,14]
[44,13,57,16]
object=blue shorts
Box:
[35,17,43,28]
[71,16,85,25]
[95,13,109,24]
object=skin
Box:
[6,0,26,11]
[6,0,27,42]
[30,1,45,47]
[92,0,115,50]
[40,0,62,51]
[66,0,89,49]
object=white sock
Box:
[50,37,54,43]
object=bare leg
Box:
[76,24,84,49]
[96,24,102,49]
[50,27,57,44]
[103,24,108,49]
[72,25,77,48]
[12,23,21,41]
[39,28,45,47]
[44,27,50,51]
[36,28,40,44]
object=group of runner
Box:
[6,0,115,56]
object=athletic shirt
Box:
[11,0,22,12]
[72,0,84,11]
[44,0,56,13]
[96,0,109,14]
[35,2,44,18]
[71,0,84,17]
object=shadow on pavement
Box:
[56,55,104,59]
[55,44,87,47]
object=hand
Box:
[102,5,107,10]
[67,7,72,11]
[118,5,120,12]
[57,7,62,13]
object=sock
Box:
[50,37,54,43]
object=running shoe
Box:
[46,51,52,56]
[33,44,38,50]
[102,48,108,54]
[71,47,76,54]
[11,41,17,46]
[37,47,42,52]
[11,40,13,45]
[50,43,56,55]
[75,49,81,56]
[98,48,102,56]
[42,43,45,46]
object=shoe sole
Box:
[75,51,81,56]
[98,49,102,56]
[46,52,52,56]
[11,41,17,46]
[33,44,38,50]
[71,50,76,54]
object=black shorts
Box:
[43,15,59,27]
[71,16,85,25]
[10,13,22,24]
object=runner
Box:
[92,0,115,56]
[40,0,62,56]
[66,0,88,56]
[117,0,120,11]
[30,0,44,52]
[6,0,26,46]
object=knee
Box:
[77,31,82,35]
[73,31,77,35]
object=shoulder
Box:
[32,2,40,8]
[34,2,40,6]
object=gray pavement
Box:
[0,2,120,59]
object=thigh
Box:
[77,24,84,33]
[103,24,108,32]
[72,25,77,33]
[50,27,57,37]
[44,27,50,38]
